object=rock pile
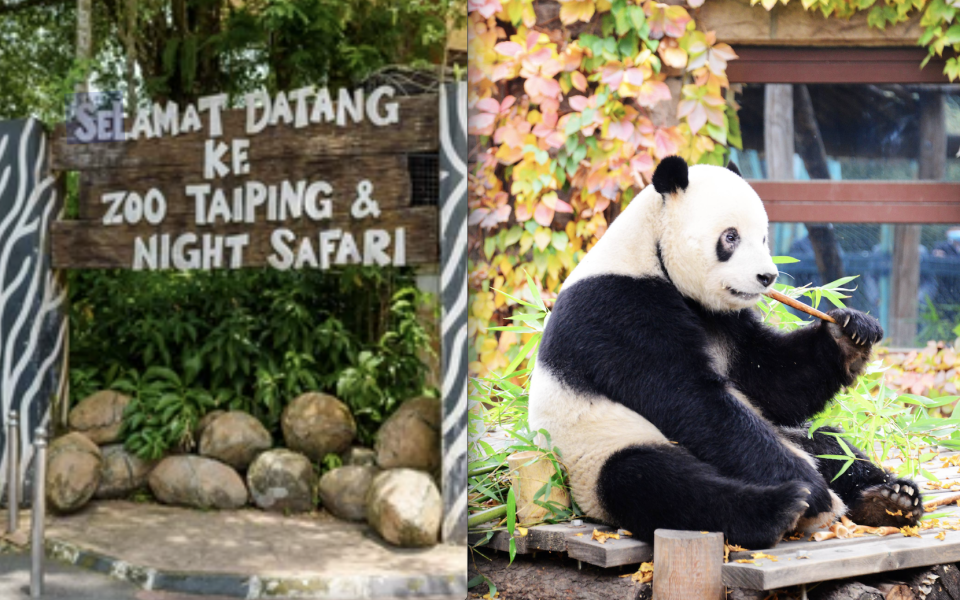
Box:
[46,391,444,547]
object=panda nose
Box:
[757,273,777,287]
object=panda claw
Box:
[844,316,850,327]
[893,484,900,493]
[903,485,913,495]
[800,501,809,508]
[914,497,919,506]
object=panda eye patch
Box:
[716,228,739,262]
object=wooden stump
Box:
[507,451,570,526]
[652,530,724,600]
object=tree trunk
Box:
[76,0,92,93]
[794,84,844,284]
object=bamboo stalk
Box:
[468,505,509,527]
[923,492,960,511]
[765,290,836,324]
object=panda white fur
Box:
[528,157,922,549]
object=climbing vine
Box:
[467,0,740,376]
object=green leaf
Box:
[525,271,547,311]
[832,458,855,481]
[772,256,800,264]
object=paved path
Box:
[3,501,466,598]
[0,550,461,600]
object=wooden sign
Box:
[50,87,440,270]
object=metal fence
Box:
[774,223,960,344]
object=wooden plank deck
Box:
[471,448,960,589]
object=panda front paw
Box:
[826,308,883,382]
[827,308,883,347]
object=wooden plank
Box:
[699,0,926,49]
[566,533,653,568]
[51,95,438,171]
[78,154,413,221]
[723,528,960,590]
[749,180,960,224]
[50,206,438,269]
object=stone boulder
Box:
[342,446,377,468]
[281,393,356,462]
[47,432,102,513]
[198,411,271,470]
[247,449,317,513]
[375,397,441,474]
[95,444,155,499]
[68,390,131,444]
[318,465,378,521]
[148,455,247,509]
[194,410,225,445]
[366,469,441,547]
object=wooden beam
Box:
[727,48,950,84]
[77,154,414,221]
[748,181,960,224]
[722,527,960,590]
[50,206,438,269]
[50,95,439,171]
[699,0,925,48]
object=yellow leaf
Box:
[559,0,595,24]
[937,531,947,540]
[518,526,529,537]
[901,526,921,538]
[534,227,552,251]
[591,528,621,544]
[751,552,779,562]
[734,559,758,564]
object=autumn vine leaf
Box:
[467,0,741,377]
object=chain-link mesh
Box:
[773,223,960,344]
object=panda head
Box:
[653,156,778,312]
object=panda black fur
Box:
[528,157,922,549]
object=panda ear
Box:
[652,156,689,197]
[726,161,742,177]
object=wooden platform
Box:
[471,449,960,590]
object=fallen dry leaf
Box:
[901,526,921,538]
[886,509,903,517]
[751,552,779,562]
[591,529,620,544]
[517,526,528,537]
[937,531,947,540]
[621,562,654,583]
[734,559,757,564]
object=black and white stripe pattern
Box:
[0,118,67,496]
[439,82,467,545]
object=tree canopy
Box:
[0,0,463,121]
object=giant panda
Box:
[528,156,923,549]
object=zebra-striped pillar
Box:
[439,82,468,545]
[0,118,67,499]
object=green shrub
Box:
[68,267,435,459]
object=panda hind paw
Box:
[847,479,923,527]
